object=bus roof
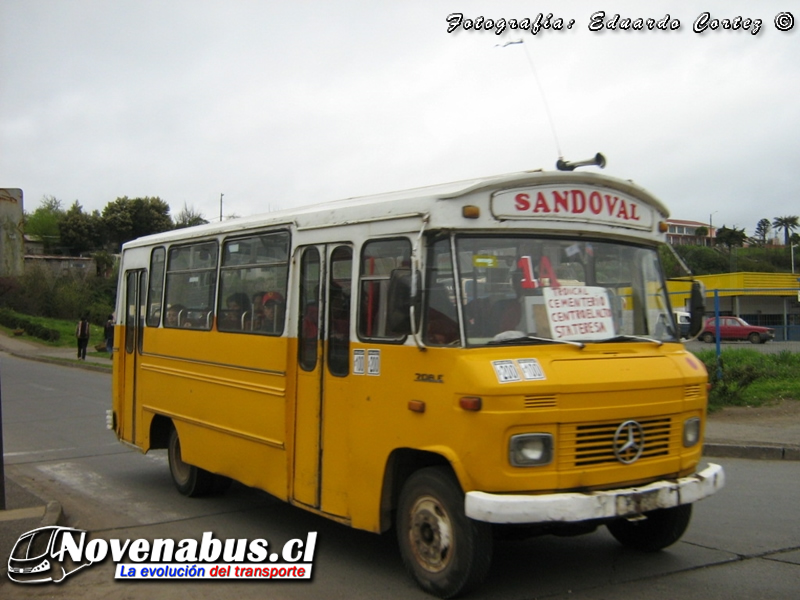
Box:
[122,169,669,250]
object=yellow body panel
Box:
[114,326,708,535]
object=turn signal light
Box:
[462,205,480,219]
[459,397,482,411]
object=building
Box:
[0,188,24,276]
[668,272,800,340]
[23,255,96,278]
[666,219,714,246]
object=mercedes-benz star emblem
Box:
[613,420,645,464]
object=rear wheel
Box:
[396,467,492,598]
[606,504,692,552]
[701,332,715,343]
[168,428,230,497]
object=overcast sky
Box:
[2,0,798,236]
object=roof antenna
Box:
[498,39,564,162]
[556,153,607,171]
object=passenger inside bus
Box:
[165,304,187,328]
[251,291,267,330]
[425,284,460,345]
[220,292,250,330]
[260,291,285,333]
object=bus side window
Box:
[358,238,412,341]
[147,247,166,326]
[218,232,290,334]
[424,238,460,346]
[327,246,352,377]
[164,242,218,330]
[298,247,321,371]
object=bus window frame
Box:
[217,230,291,335]
[164,240,219,331]
[358,237,412,344]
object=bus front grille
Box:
[560,417,675,467]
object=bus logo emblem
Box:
[613,420,644,464]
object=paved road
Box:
[2,353,799,599]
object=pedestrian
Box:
[104,314,115,354]
[76,314,91,360]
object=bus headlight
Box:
[509,434,553,467]
[683,417,701,447]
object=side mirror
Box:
[688,281,706,337]
[386,268,421,336]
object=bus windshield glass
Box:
[452,236,676,345]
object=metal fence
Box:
[671,286,800,355]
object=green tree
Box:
[102,196,173,251]
[714,225,748,252]
[174,203,209,229]
[772,215,799,246]
[24,195,65,252]
[672,244,729,275]
[59,201,104,255]
[753,218,771,246]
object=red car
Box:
[701,316,775,344]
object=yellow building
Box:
[668,272,800,339]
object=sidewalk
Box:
[0,332,798,569]
[0,331,112,371]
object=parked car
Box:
[701,316,775,344]
[673,311,691,338]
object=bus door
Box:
[121,269,147,444]
[293,244,352,517]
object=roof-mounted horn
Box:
[556,153,606,171]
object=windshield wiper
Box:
[487,332,585,349]
[598,335,664,346]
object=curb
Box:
[1,349,112,374]
[704,443,800,461]
[43,500,63,526]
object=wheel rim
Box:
[169,434,192,485]
[407,495,454,573]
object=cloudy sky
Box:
[2,0,798,236]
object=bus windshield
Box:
[447,236,676,346]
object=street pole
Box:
[219,193,224,222]
[0,366,6,509]
[709,211,717,247]
[792,244,798,274]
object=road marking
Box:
[36,462,182,523]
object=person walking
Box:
[104,314,115,354]
[76,314,91,360]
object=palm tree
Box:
[772,215,799,246]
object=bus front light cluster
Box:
[683,417,701,447]
[509,434,553,467]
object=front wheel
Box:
[748,332,761,344]
[606,504,692,552]
[396,467,493,599]
[168,428,230,497]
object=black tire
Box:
[701,332,715,343]
[167,428,228,497]
[606,504,692,552]
[748,332,761,344]
[396,466,493,599]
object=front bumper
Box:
[465,463,725,524]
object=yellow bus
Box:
[111,168,724,597]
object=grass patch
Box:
[691,348,800,410]
[0,308,106,349]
